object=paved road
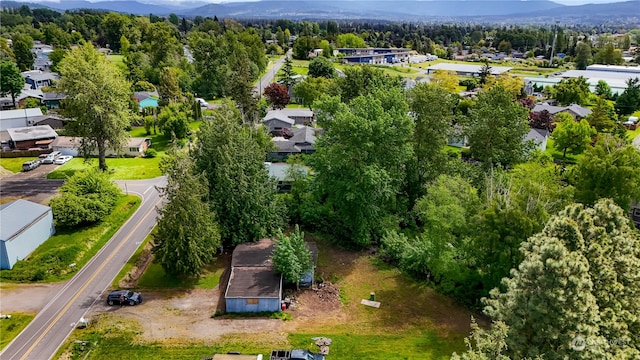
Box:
[254,49,291,97]
[0,177,165,360]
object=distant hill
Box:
[184,1,565,19]
[1,0,638,24]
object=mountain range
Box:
[3,0,639,23]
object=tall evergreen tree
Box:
[153,149,220,276]
[192,103,283,246]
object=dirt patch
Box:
[0,283,64,313]
[118,242,154,289]
[3,239,484,346]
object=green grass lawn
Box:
[0,157,37,173]
[61,234,474,359]
[0,313,35,350]
[46,126,184,180]
[0,196,140,283]
[107,54,124,64]
[544,137,580,165]
[136,257,227,290]
[47,157,162,180]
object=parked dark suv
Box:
[107,290,143,306]
[22,160,41,172]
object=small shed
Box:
[225,239,282,313]
[0,200,55,270]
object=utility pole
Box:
[549,21,559,67]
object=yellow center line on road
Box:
[19,197,161,360]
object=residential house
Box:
[338,48,411,64]
[531,102,591,120]
[6,125,58,150]
[0,108,44,131]
[22,70,60,89]
[0,199,55,270]
[525,128,550,151]
[0,88,43,110]
[134,91,159,111]
[42,92,66,110]
[264,162,310,192]
[32,42,53,71]
[33,114,68,130]
[50,136,151,157]
[263,111,295,135]
[268,126,318,161]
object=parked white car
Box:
[54,155,73,165]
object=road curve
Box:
[0,177,166,360]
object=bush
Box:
[144,148,157,158]
[51,168,121,228]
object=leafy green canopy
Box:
[310,87,414,247]
[271,225,312,285]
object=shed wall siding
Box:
[225,298,281,313]
[1,210,54,269]
[0,118,28,131]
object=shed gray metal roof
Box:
[291,126,316,145]
[0,108,43,120]
[0,199,51,242]
[525,128,549,144]
[7,125,57,142]
[225,266,281,298]
[231,238,275,267]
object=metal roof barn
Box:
[0,199,55,269]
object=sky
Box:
[34,0,627,5]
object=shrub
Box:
[51,168,121,228]
[144,148,157,158]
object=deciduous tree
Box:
[552,117,596,159]
[263,82,290,109]
[431,69,459,93]
[0,61,24,108]
[462,86,531,167]
[572,134,640,210]
[574,41,592,70]
[551,77,591,106]
[311,88,413,246]
[12,33,34,71]
[57,43,134,171]
[308,56,335,78]
[614,77,640,116]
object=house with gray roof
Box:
[0,199,55,270]
[22,71,59,90]
[263,111,295,134]
[531,102,591,120]
[268,126,318,161]
[524,128,550,151]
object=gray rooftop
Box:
[231,238,275,267]
[0,199,51,242]
[525,128,549,144]
[7,125,57,142]
[277,109,314,118]
[0,108,44,120]
[225,266,281,298]
[264,162,309,182]
[291,126,317,144]
[264,110,295,125]
[22,72,59,82]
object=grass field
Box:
[61,235,475,359]
[0,196,140,283]
[136,257,227,290]
[46,126,182,180]
[0,157,37,173]
[0,313,35,350]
